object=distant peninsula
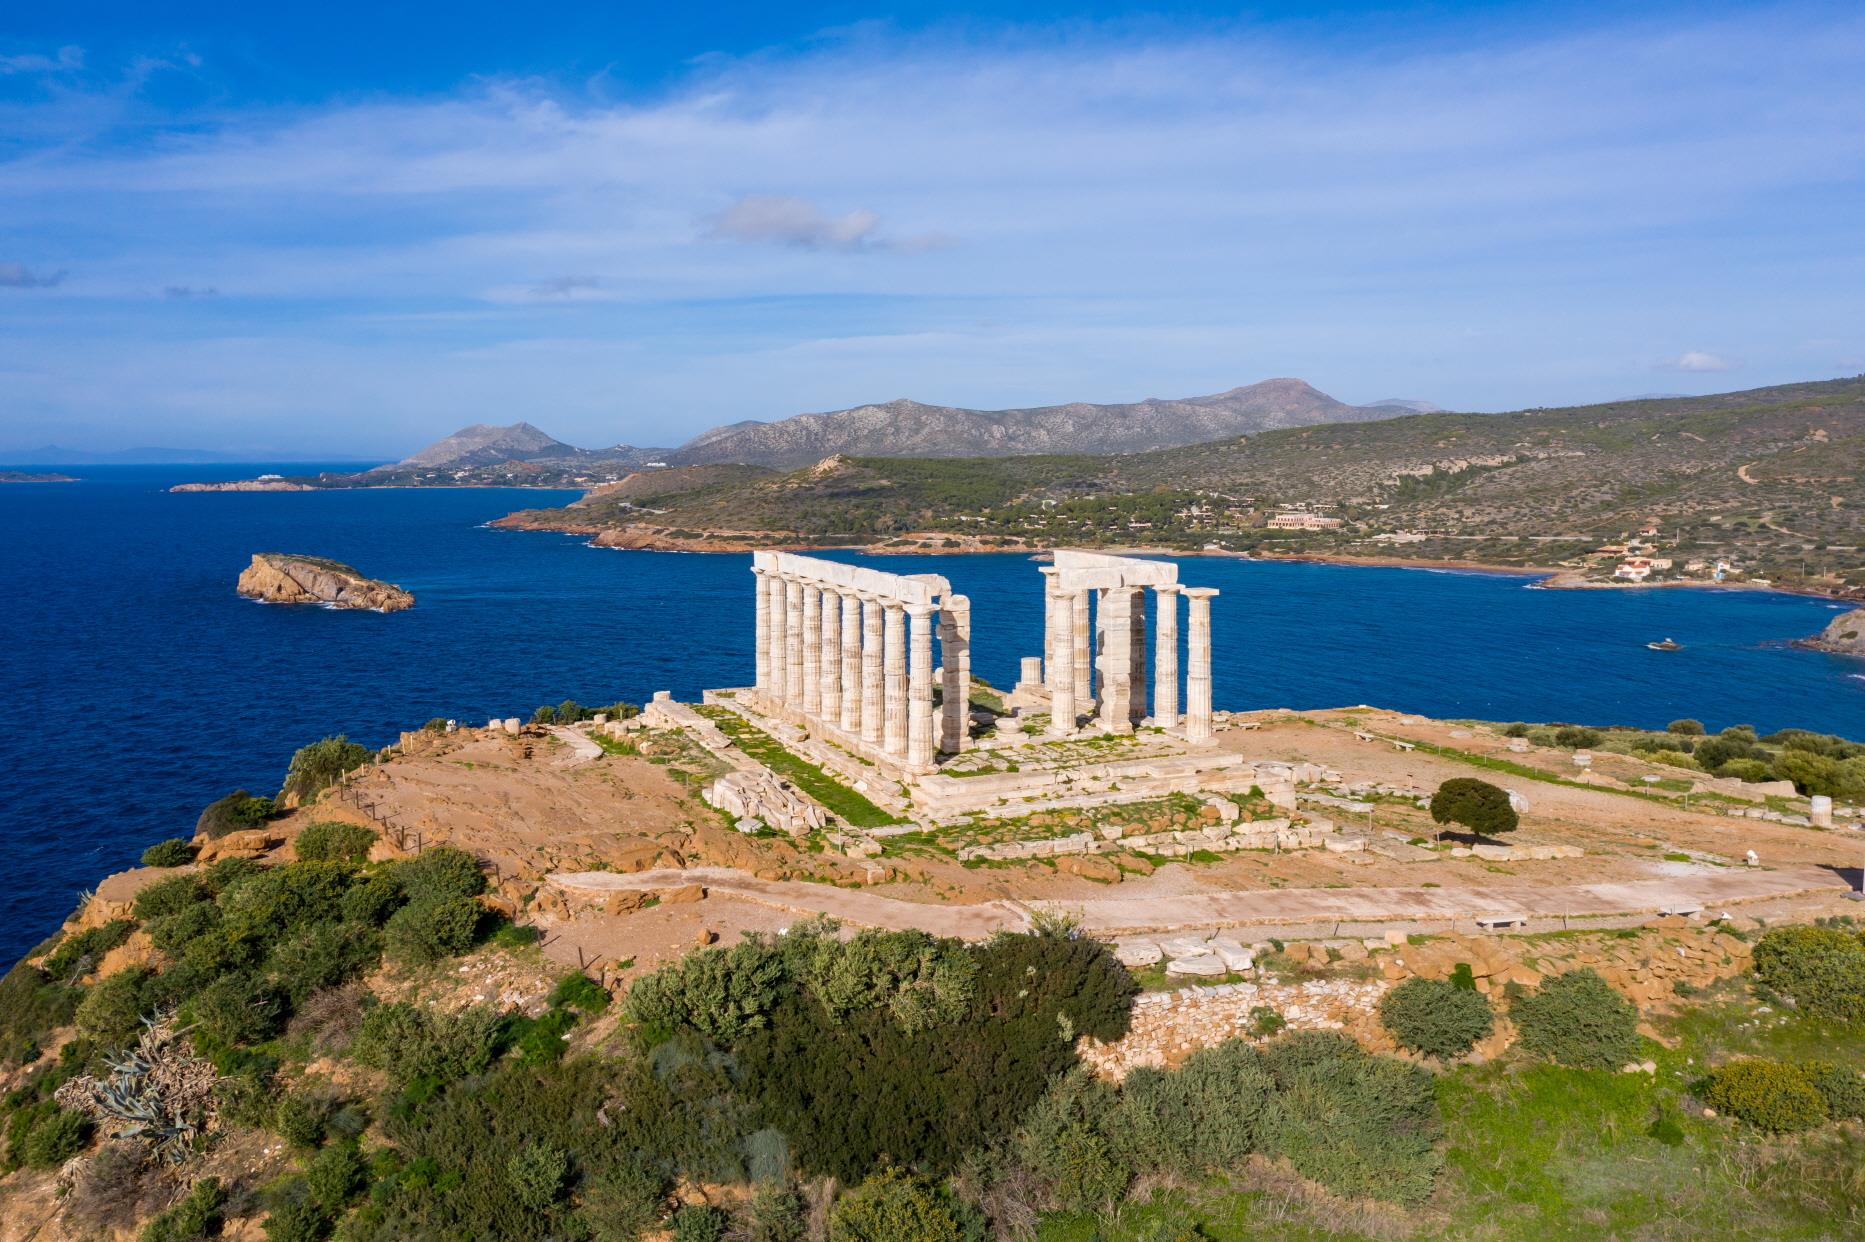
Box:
[1796,609,1865,655]
[236,553,414,612]
[0,470,77,483]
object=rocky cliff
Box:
[1798,609,1865,655]
[172,478,314,492]
[236,553,414,611]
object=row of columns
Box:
[1039,570,1217,743]
[753,567,968,770]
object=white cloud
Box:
[1659,350,1734,372]
[0,46,82,75]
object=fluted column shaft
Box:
[783,578,804,706]
[1128,586,1148,727]
[1097,587,1135,732]
[907,603,936,768]
[1071,590,1092,712]
[1038,566,1061,690]
[753,568,772,695]
[1047,587,1075,736]
[860,596,885,746]
[883,603,908,757]
[1153,585,1180,729]
[939,595,970,753]
[820,588,841,725]
[801,586,822,716]
[839,594,862,732]
[1184,587,1218,744]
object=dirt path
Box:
[550,863,1849,941]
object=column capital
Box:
[904,600,937,619]
[1182,586,1220,600]
[1154,583,1183,596]
[1037,565,1059,579]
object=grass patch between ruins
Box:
[692,704,904,827]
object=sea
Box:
[2,464,1860,964]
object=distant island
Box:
[0,470,77,483]
[173,375,1865,601]
[236,552,414,611]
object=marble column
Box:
[939,595,971,753]
[907,603,936,768]
[883,602,908,758]
[801,585,822,717]
[753,568,772,696]
[1097,588,1135,732]
[839,593,863,733]
[1037,566,1061,689]
[1152,585,1181,729]
[820,588,842,725]
[1047,587,1075,736]
[1071,589,1093,714]
[860,595,885,747]
[783,577,804,706]
[1184,587,1218,744]
[1128,586,1149,728]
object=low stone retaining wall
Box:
[955,817,1345,862]
[1079,978,1388,1079]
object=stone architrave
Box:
[861,595,885,747]
[753,568,772,695]
[820,587,842,725]
[783,577,804,706]
[883,602,908,757]
[1153,585,1181,728]
[907,603,936,768]
[1097,587,1135,732]
[1184,587,1218,743]
[840,593,862,733]
[939,595,971,753]
[1047,587,1076,736]
[801,586,822,716]
[1071,589,1092,712]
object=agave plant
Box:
[55,1013,222,1164]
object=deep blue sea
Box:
[2,464,1860,964]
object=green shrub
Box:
[391,848,487,904]
[197,790,276,840]
[1109,1041,1273,1176]
[1703,1059,1828,1132]
[1014,1071,1130,1211]
[383,898,480,964]
[779,925,977,1033]
[74,967,152,1047]
[1428,778,1518,839]
[1553,725,1602,749]
[1503,722,1529,738]
[339,873,407,926]
[351,1002,503,1083]
[22,1107,90,1167]
[828,1168,970,1242]
[293,822,377,864]
[1752,926,1865,1023]
[549,971,611,1015]
[281,736,373,802]
[217,863,352,946]
[1717,758,1774,783]
[141,1176,227,1242]
[42,920,134,980]
[1257,1032,1442,1205]
[141,839,197,868]
[508,1008,579,1066]
[1805,1061,1865,1120]
[671,1203,730,1242]
[626,940,793,1043]
[268,922,382,1005]
[1667,718,1705,736]
[1379,977,1494,1059]
[0,960,82,1066]
[506,1139,571,1210]
[275,1091,337,1149]
[135,875,207,921]
[304,1141,367,1211]
[1248,1005,1286,1037]
[1512,969,1640,1069]
[190,971,286,1046]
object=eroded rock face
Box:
[1798,609,1865,655]
[236,553,414,612]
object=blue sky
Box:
[2,1,1862,457]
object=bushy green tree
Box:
[1752,926,1865,1023]
[1553,725,1602,749]
[383,896,480,964]
[1428,777,1518,841]
[391,847,487,905]
[196,790,275,840]
[1667,718,1705,736]
[1512,969,1640,1069]
[281,736,372,802]
[626,940,793,1042]
[1379,977,1495,1058]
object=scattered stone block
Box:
[1166,953,1229,978]
[657,884,706,905]
[1210,940,1255,971]
[1113,940,1164,968]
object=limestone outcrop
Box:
[172,478,314,492]
[236,553,414,612]
[1797,609,1865,655]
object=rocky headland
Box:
[236,552,414,611]
[1795,608,1865,655]
[172,478,314,492]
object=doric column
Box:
[839,593,862,733]
[820,588,842,725]
[1128,586,1149,728]
[1184,587,1218,744]
[939,595,971,753]
[883,602,908,758]
[907,603,936,768]
[860,595,885,747]
[1097,588,1135,732]
[1047,586,1075,736]
[753,567,772,695]
[1153,585,1181,729]
[783,577,804,706]
[1071,590,1092,712]
[1038,566,1061,689]
[801,585,822,717]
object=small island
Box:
[1796,608,1865,656]
[236,552,414,611]
[0,470,77,483]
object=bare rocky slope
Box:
[665,378,1396,467]
[235,553,415,611]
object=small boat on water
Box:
[1647,637,1683,651]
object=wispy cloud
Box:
[0,262,66,289]
[1658,350,1734,372]
[163,284,217,299]
[0,46,82,75]
[705,194,950,253]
